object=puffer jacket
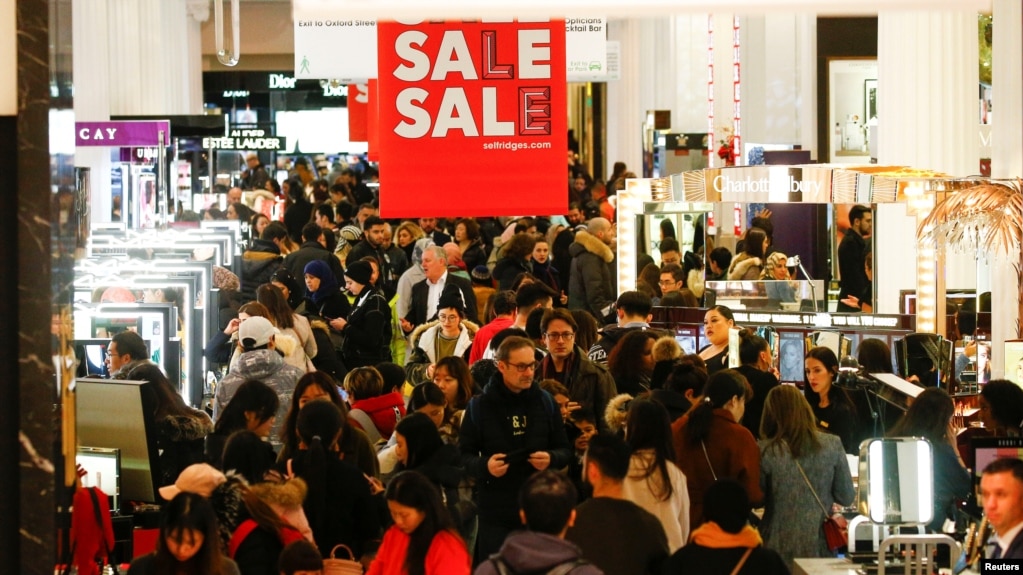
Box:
[155,410,213,488]
[240,239,283,301]
[405,320,478,384]
[214,349,305,445]
[567,231,616,321]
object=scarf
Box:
[303,259,339,306]
[690,521,762,549]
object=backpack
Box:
[228,519,304,559]
[487,554,589,575]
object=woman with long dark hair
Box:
[734,330,780,439]
[128,492,239,575]
[622,398,690,552]
[728,227,767,280]
[432,356,477,413]
[393,413,474,544]
[978,379,1023,436]
[454,218,487,273]
[803,347,859,454]
[126,363,213,489]
[608,330,659,396]
[888,388,971,532]
[206,380,279,471]
[672,369,762,527]
[698,305,735,375]
[277,371,379,478]
[649,355,708,422]
[367,471,470,575]
[285,399,381,558]
[857,338,893,374]
[758,385,854,568]
[493,233,536,290]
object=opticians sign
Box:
[375,18,567,217]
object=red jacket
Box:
[672,408,763,527]
[349,391,406,441]
[366,526,470,575]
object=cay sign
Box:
[76,121,171,147]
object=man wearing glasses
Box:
[459,336,573,564]
[539,309,618,432]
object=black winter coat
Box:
[459,375,572,526]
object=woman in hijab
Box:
[303,260,351,348]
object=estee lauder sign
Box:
[202,129,286,151]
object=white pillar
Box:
[606,19,644,180]
[876,12,978,176]
[672,14,713,133]
[107,0,204,115]
[989,0,1023,374]
[73,0,113,222]
[797,14,817,160]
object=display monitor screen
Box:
[76,378,160,507]
[971,437,1023,482]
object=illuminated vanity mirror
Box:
[639,200,877,312]
[857,437,933,525]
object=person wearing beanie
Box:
[661,479,788,575]
[470,265,496,322]
[332,259,392,368]
[405,286,478,385]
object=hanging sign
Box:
[202,129,286,151]
[293,6,377,82]
[565,17,606,81]
[348,83,370,142]
[375,18,567,217]
[76,121,171,147]
[293,11,600,83]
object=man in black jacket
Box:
[459,336,573,563]
[283,222,345,300]
[837,204,872,312]
[567,218,616,322]
[401,245,478,333]
[347,215,395,298]
[588,291,661,366]
[240,222,287,301]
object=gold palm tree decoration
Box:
[917,179,1023,336]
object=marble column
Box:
[13,0,74,572]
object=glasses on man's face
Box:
[545,332,575,341]
[438,314,460,322]
[658,279,676,286]
[506,361,539,373]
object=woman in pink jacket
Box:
[367,471,470,575]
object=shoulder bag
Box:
[793,459,848,552]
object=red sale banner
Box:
[347,83,369,142]
[376,19,567,218]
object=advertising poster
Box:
[376,19,567,217]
